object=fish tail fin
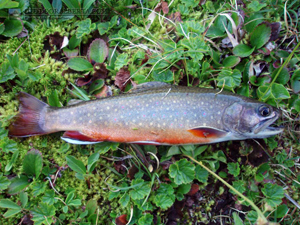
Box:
[8,92,50,137]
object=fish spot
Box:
[93,107,96,110]
[201,102,204,105]
[150,122,153,126]
[88,113,90,116]
[211,116,214,119]
[203,123,206,126]
[94,113,97,116]
[139,123,142,126]
[71,111,74,115]
[158,124,161,128]
[218,112,221,115]
[163,123,166,126]
[99,117,102,119]
[89,120,92,123]
[107,106,110,110]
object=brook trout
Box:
[8,82,283,145]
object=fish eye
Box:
[259,105,272,117]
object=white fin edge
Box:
[61,137,102,145]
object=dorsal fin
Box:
[129,82,171,93]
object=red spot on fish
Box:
[143,115,146,117]
[121,106,124,109]
[156,102,159,105]
[184,112,187,115]
[114,118,117,121]
[152,113,155,117]
[137,103,140,106]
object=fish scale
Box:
[8,82,283,145]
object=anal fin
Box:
[188,127,227,139]
[61,131,102,145]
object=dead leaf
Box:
[115,67,131,91]
[127,165,139,180]
[115,214,128,225]
[94,85,112,98]
[187,183,199,196]
[161,1,169,14]
[93,63,108,79]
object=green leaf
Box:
[272,67,290,85]
[271,83,290,99]
[129,179,151,200]
[87,39,108,63]
[0,61,15,83]
[89,79,104,95]
[0,0,19,9]
[232,212,244,225]
[94,142,119,154]
[233,44,255,57]
[0,174,10,190]
[153,183,175,210]
[138,214,153,225]
[97,22,110,35]
[47,89,61,107]
[38,0,52,11]
[5,150,19,172]
[20,192,28,208]
[2,18,23,37]
[28,71,42,81]
[247,0,267,12]
[271,204,288,218]
[262,183,284,207]
[119,193,130,208]
[66,155,86,175]
[22,150,43,178]
[227,162,240,177]
[68,35,81,50]
[31,203,56,225]
[179,36,209,62]
[114,53,129,71]
[293,99,300,112]
[176,183,191,196]
[250,23,271,49]
[3,208,22,218]
[87,152,100,173]
[0,138,18,153]
[42,190,56,205]
[76,18,96,39]
[0,199,22,209]
[32,181,47,196]
[195,165,209,183]
[291,69,300,93]
[169,159,195,185]
[8,175,30,195]
[152,69,173,83]
[166,146,181,157]
[217,69,241,90]
[67,58,93,71]
[86,199,97,215]
[222,56,241,68]
[231,180,246,194]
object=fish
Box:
[8,82,283,145]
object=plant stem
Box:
[185,155,269,224]
[259,40,300,101]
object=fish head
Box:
[222,102,283,139]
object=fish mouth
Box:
[252,112,284,137]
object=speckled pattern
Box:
[44,85,267,144]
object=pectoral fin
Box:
[61,131,102,144]
[187,127,227,139]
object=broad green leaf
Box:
[87,152,100,173]
[97,22,110,35]
[67,58,93,71]
[244,14,264,33]
[232,212,244,225]
[257,85,271,101]
[2,18,23,37]
[0,138,18,153]
[262,183,284,207]
[28,71,42,81]
[0,0,19,9]
[233,44,255,57]
[76,18,96,39]
[247,0,267,12]
[0,199,21,209]
[5,150,19,172]
[68,35,81,50]
[217,69,241,90]
[8,175,30,195]
[152,69,173,83]
[138,214,153,225]
[66,155,86,175]
[83,0,95,11]
[222,56,241,68]
[89,79,104,95]
[166,146,180,157]
[291,69,300,93]
[153,184,175,210]
[3,208,22,218]
[47,89,61,107]
[271,204,288,218]
[176,183,191,197]
[119,193,130,208]
[250,23,271,49]
[87,39,108,63]
[271,83,290,99]
[178,36,209,62]
[20,192,28,208]
[0,23,4,34]
[169,159,195,185]
[0,174,10,190]
[231,180,246,194]
[22,150,43,178]
[227,162,240,177]
[129,179,151,200]
[38,0,52,11]
[31,203,56,225]
[62,0,79,10]
[272,67,290,85]
[52,0,62,13]
[293,99,300,112]
[0,61,15,83]
[94,142,119,154]
[42,190,56,205]
[195,165,209,183]
[32,181,47,196]
[114,53,129,71]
